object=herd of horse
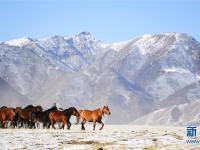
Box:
[0,105,111,130]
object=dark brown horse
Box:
[18,105,42,128]
[0,107,16,128]
[49,111,68,129]
[78,106,111,130]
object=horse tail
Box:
[76,115,80,125]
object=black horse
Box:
[31,106,58,129]
[63,107,80,129]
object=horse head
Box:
[71,107,80,117]
[15,107,22,113]
[101,105,111,115]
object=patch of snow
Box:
[164,68,200,81]
[132,34,157,55]
[106,39,133,52]
[4,37,33,46]
[164,67,190,74]
[196,74,200,80]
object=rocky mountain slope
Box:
[0,32,200,125]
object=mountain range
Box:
[0,32,200,125]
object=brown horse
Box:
[78,106,111,130]
[0,111,7,128]
[12,107,22,128]
[18,105,42,128]
[0,107,16,128]
[49,111,68,129]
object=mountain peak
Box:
[78,31,91,36]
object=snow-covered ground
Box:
[0,125,199,150]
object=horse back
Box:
[80,109,99,121]
[49,111,67,121]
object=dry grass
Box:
[66,140,100,145]
[65,140,115,150]
[169,132,183,140]
[143,144,158,150]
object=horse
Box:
[0,107,16,128]
[18,105,43,128]
[78,106,111,130]
[31,106,58,129]
[0,111,7,128]
[12,107,22,128]
[63,107,80,129]
[49,111,69,129]
[0,106,7,109]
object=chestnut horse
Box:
[49,111,68,129]
[78,106,111,130]
[0,107,16,128]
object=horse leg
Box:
[31,121,36,129]
[2,121,6,128]
[59,122,62,129]
[47,121,51,129]
[52,122,55,129]
[43,122,46,129]
[4,121,8,128]
[0,121,2,128]
[81,119,86,130]
[52,120,56,129]
[99,120,104,130]
[11,121,15,128]
[18,117,23,128]
[93,121,96,131]
[18,122,22,128]
[62,121,66,130]
[36,122,39,129]
[67,121,71,130]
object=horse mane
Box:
[64,107,77,112]
[37,105,43,111]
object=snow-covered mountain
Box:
[0,32,200,125]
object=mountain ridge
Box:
[0,32,200,125]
